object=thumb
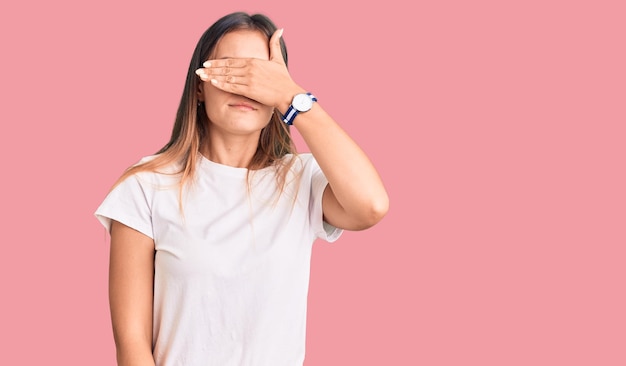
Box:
[269,28,285,65]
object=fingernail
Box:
[203,61,211,68]
[195,69,204,75]
[210,79,218,85]
[277,28,284,38]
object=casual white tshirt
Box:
[95,153,342,366]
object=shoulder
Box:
[134,154,184,174]
[135,154,159,166]
[292,152,314,163]
[118,154,182,189]
[279,153,325,189]
[281,153,317,172]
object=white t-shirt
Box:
[95,153,342,366]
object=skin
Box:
[110,27,389,366]
[109,221,155,366]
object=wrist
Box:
[282,93,317,126]
[278,88,306,114]
[281,90,317,126]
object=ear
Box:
[197,81,205,102]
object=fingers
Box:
[195,59,246,80]
[208,78,245,95]
[195,59,253,94]
[202,74,245,85]
[269,28,285,65]
[202,58,247,69]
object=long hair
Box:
[110,12,297,204]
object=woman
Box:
[96,11,389,366]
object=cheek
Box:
[202,88,227,114]
[262,107,276,124]
[204,84,226,100]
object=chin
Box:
[226,119,269,134]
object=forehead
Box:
[212,29,269,60]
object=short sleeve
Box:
[95,174,154,239]
[308,156,343,243]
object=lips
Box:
[228,101,256,111]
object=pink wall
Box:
[1,0,624,365]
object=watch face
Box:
[293,93,313,112]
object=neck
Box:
[201,133,260,168]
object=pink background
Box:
[1,0,624,365]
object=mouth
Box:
[228,101,256,111]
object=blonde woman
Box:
[95,11,389,366]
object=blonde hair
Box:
[110,12,297,207]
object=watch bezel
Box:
[292,93,314,112]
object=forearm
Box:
[115,340,155,366]
[290,101,389,227]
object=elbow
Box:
[370,194,390,225]
[354,194,390,230]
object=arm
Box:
[289,103,389,230]
[109,220,156,366]
[275,87,389,230]
[198,29,389,230]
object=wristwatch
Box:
[282,92,317,125]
